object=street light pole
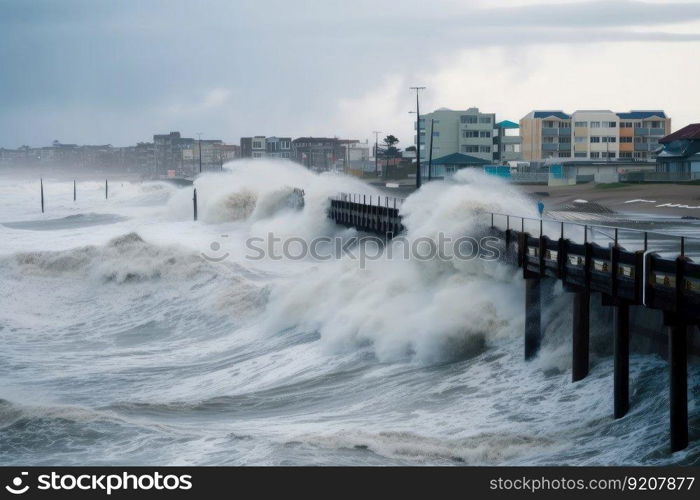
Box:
[428,118,435,181]
[373,130,381,177]
[197,132,203,174]
[410,86,426,189]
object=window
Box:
[461,115,478,124]
[462,130,479,138]
[479,117,492,124]
[620,122,633,128]
[590,136,601,143]
[602,136,616,143]
[432,131,440,137]
[590,121,601,128]
[280,140,290,149]
[574,152,587,158]
[253,141,263,149]
[620,137,633,143]
[479,131,491,138]
[559,136,571,143]
[558,152,571,158]
[575,137,586,143]
[650,121,662,129]
[252,152,263,158]
[462,145,479,153]
[603,152,616,158]
[543,136,556,143]
[620,152,633,158]
[544,121,555,128]
[605,122,617,128]
[574,121,587,127]
[559,121,571,128]
[590,152,600,158]
[479,146,491,153]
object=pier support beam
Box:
[668,318,688,452]
[572,290,590,382]
[525,277,541,360]
[613,302,630,418]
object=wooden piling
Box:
[668,317,688,452]
[193,188,198,221]
[73,180,76,201]
[613,302,630,418]
[525,277,541,360]
[105,179,108,199]
[40,178,44,213]
[572,290,590,382]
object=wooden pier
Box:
[327,192,699,453]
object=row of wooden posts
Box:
[39,179,108,213]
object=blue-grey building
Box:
[656,123,700,178]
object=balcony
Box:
[542,143,558,152]
[634,127,665,136]
[558,143,571,151]
[634,143,658,152]
[558,128,571,136]
[542,127,558,136]
[501,136,521,145]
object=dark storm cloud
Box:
[0,0,698,147]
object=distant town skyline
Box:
[2,0,700,149]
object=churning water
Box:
[0,161,698,465]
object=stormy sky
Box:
[1,0,699,148]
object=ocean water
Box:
[0,161,698,466]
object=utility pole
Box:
[410,86,426,189]
[197,132,203,174]
[373,131,382,177]
[428,118,435,181]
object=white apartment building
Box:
[572,110,619,160]
[416,107,497,162]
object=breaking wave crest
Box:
[7,232,212,283]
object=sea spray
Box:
[1,161,698,466]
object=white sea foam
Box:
[0,161,697,466]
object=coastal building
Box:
[239,136,291,159]
[493,120,522,162]
[420,152,490,179]
[520,110,670,161]
[193,139,227,171]
[292,137,347,171]
[153,131,195,175]
[416,107,498,162]
[265,137,292,159]
[656,123,700,177]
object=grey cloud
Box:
[0,0,698,147]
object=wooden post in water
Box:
[193,188,198,221]
[73,180,76,201]
[572,290,590,382]
[105,179,108,199]
[524,277,541,360]
[668,316,688,452]
[40,178,45,213]
[613,301,630,417]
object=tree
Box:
[381,135,401,158]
